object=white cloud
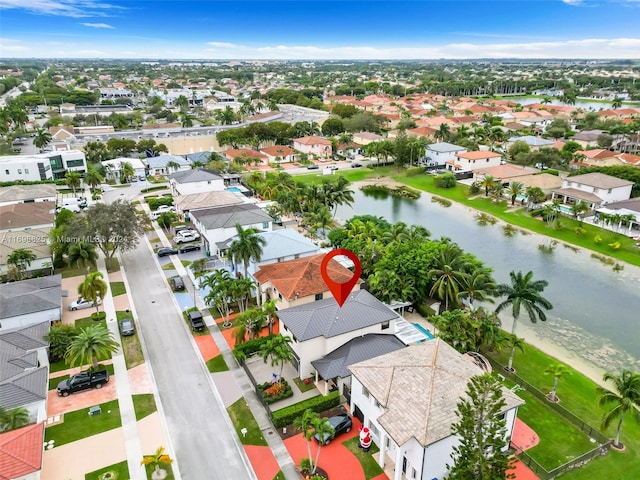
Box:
[0,0,123,18]
[81,22,114,28]
[207,42,241,49]
[562,0,583,5]
[0,38,30,52]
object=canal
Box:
[336,190,640,372]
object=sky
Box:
[0,0,639,60]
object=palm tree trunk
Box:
[92,356,99,370]
[507,346,516,371]
[614,413,625,447]
[551,378,559,399]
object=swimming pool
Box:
[226,187,242,193]
[412,323,435,340]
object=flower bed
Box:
[258,378,293,404]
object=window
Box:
[368,422,379,439]
[24,168,29,174]
[18,169,22,174]
[608,188,612,193]
[262,222,269,229]
[278,293,283,300]
[381,320,390,330]
[315,293,323,301]
[4,170,9,175]
[294,254,300,259]
[412,467,417,479]
[362,386,370,398]
[66,159,84,167]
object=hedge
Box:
[140,185,169,193]
[258,379,293,404]
[0,179,65,187]
[148,197,174,210]
[234,335,276,361]
[272,391,341,428]
[405,166,426,177]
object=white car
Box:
[174,232,199,244]
[68,297,102,311]
[156,205,175,213]
[175,229,200,240]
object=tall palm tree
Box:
[65,324,119,370]
[263,299,277,335]
[174,95,189,112]
[84,166,103,192]
[0,407,30,432]
[611,97,623,110]
[507,181,524,206]
[78,271,108,315]
[505,335,525,372]
[259,334,294,380]
[228,224,266,279]
[33,128,52,150]
[203,269,234,327]
[141,446,174,478]
[65,171,82,196]
[166,160,180,173]
[294,409,318,472]
[480,175,498,197]
[120,161,135,183]
[435,123,451,142]
[233,308,265,343]
[428,245,470,313]
[311,416,335,472]
[7,248,36,280]
[495,270,552,337]
[545,363,571,402]
[597,369,640,448]
[67,241,98,278]
[458,267,497,308]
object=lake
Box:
[508,97,627,111]
[336,190,640,372]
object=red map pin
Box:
[320,249,362,308]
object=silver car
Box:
[68,297,102,311]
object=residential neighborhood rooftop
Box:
[0,184,56,204]
[190,203,272,230]
[168,168,222,184]
[568,172,634,189]
[0,201,56,230]
[0,275,62,321]
[0,422,45,480]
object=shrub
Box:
[91,312,107,321]
[258,379,293,404]
[469,181,482,195]
[529,208,544,217]
[434,172,457,188]
[416,303,435,317]
[233,335,275,362]
[594,235,602,244]
[545,169,560,176]
[272,391,340,428]
[140,185,169,193]
[148,197,174,210]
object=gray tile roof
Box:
[349,340,524,447]
[185,152,213,163]
[0,184,57,203]
[510,136,554,147]
[168,168,222,184]
[311,334,406,379]
[191,203,272,230]
[0,367,48,410]
[144,155,189,169]
[567,172,634,189]
[250,229,319,262]
[277,289,399,341]
[0,275,61,320]
[0,322,50,383]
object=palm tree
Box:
[7,248,36,280]
[157,211,178,231]
[120,161,135,183]
[480,175,497,197]
[233,308,265,343]
[166,160,180,173]
[33,128,52,150]
[174,95,189,112]
[543,202,560,227]
[84,166,103,192]
[65,171,82,196]
[570,200,589,221]
[180,113,194,128]
[203,270,234,327]
[67,241,98,278]
[294,409,318,473]
[544,363,571,402]
[228,224,266,279]
[141,446,174,479]
[435,123,451,142]
[65,324,119,370]
[458,268,497,308]
[597,369,640,449]
[507,181,524,206]
[505,335,525,372]
[0,407,30,432]
[263,299,277,335]
[311,416,335,472]
[611,97,623,110]
[259,334,294,380]
[78,271,108,315]
[428,245,470,313]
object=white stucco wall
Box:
[0,308,60,331]
[455,155,502,171]
[171,179,225,196]
[562,178,632,204]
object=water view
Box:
[507,96,636,111]
[336,190,640,372]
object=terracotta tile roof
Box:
[0,423,44,480]
[456,150,502,160]
[617,153,640,166]
[259,145,296,157]
[576,149,616,160]
[407,126,436,137]
[254,253,360,301]
[222,148,267,160]
[293,136,332,146]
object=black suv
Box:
[170,277,185,291]
[187,310,206,331]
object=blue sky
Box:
[1,1,639,59]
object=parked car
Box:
[307,164,319,170]
[174,232,198,244]
[178,243,201,253]
[68,297,102,311]
[175,226,195,235]
[175,229,200,240]
[57,370,109,396]
[328,165,339,171]
[351,162,363,168]
[156,205,175,213]
[170,277,185,291]
[313,414,353,445]
[157,247,178,257]
[187,310,206,332]
[118,318,135,336]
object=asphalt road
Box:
[121,240,255,479]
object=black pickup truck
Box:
[57,370,109,396]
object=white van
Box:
[62,197,87,208]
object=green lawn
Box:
[272,472,286,480]
[85,461,129,480]
[133,394,157,421]
[49,359,69,373]
[144,463,174,480]
[48,374,69,390]
[293,376,317,393]
[116,311,145,368]
[45,399,121,446]
[56,265,97,278]
[161,262,177,270]
[110,281,126,297]
[206,354,229,373]
[75,316,107,330]
[487,345,640,479]
[227,397,267,446]
[342,436,383,479]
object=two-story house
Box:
[552,172,633,210]
[259,145,298,164]
[190,203,273,257]
[168,168,225,196]
[448,151,502,172]
[0,150,87,182]
[425,142,467,167]
[276,289,400,383]
[349,340,524,480]
[292,136,332,158]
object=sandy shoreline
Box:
[348,176,638,387]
